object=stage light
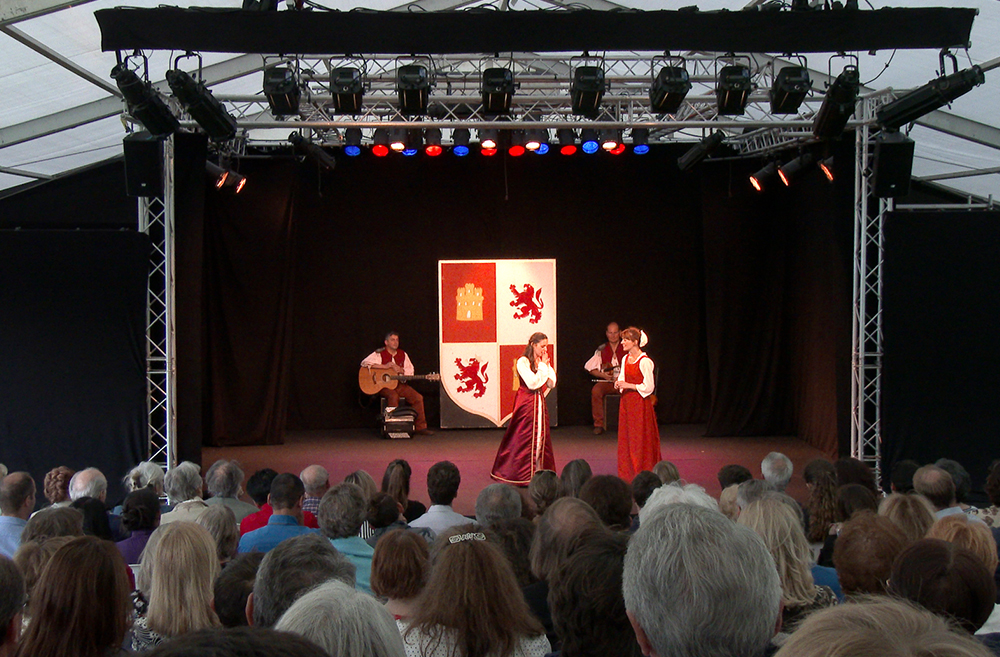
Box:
[770,66,811,114]
[402,128,422,156]
[632,128,650,155]
[229,172,246,193]
[600,130,621,151]
[289,133,337,171]
[452,128,471,156]
[580,128,600,154]
[508,130,526,157]
[479,129,498,150]
[557,128,577,155]
[876,65,985,130]
[778,152,814,186]
[482,67,515,115]
[749,162,778,192]
[481,147,498,157]
[263,66,300,116]
[166,69,238,142]
[110,64,179,137]
[677,131,724,172]
[649,66,691,114]
[389,128,407,152]
[423,128,443,156]
[813,66,860,139]
[396,64,431,116]
[536,142,550,155]
[206,162,246,193]
[330,67,364,114]
[372,128,389,157]
[343,127,362,157]
[716,64,752,116]
[571,66,606,117]
[525,128,546,152]
[819,155,835,181]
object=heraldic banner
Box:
[439,259,557,429]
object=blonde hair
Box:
[878,493,935,543]
[144,522,221,637]
[653,461,680,485]
[718,484,740,521]
[927,514,1000,573]
[737,494,816,608]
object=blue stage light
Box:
[536,143,550,155]
[454,144,470,157]
[344,145,361,157]
[580,128,599,154]
[633,144,649,155]
[402,148,418,156]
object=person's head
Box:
[486,518,537,588]
[761,452,793,491]
[912,465,956,510]
[20,506,83,544]
[368,492,402,530]
[16,536,131,657]
[120,486,161,533]
[933,459,972,504]
[640,482,719,526]
[12,536,74,607]
[630,471,662,510]
[530,497,606,582]
[276,580,406,657]
[246,469,278,507]
[559,459,592,498]
[718,484,740,521]
[985,459,1000,507]
[836,483,879,521]
[0,465,6,478]
[620,326,642,350]
[145,627,334,657]
[0,556,24,653]
[623,503,781,657]
[318,483,367,539]
[67,468,107,503]
[42,466,74,505]
[344,470,378,501]
[889,539,996,633]
[205,460,246,499]
[652,460,680,485]
[579,475,633,531]
[195,504,240,563]
[549,531,643,657]
[833,511,909,596]
[251,533,356,628]
[803,458,836,487]
[606,322,621,343]
[68,497,113,540]
[803,459,838,543]
[370,528,429,601]
[299,465,329,499]
[381,459,412,509]
[214,552,264,628]
[528,470,561,517]
[890,459,920,493]
[124,461,165,495]
[878,493,935,543]
[144,521,221,638]
[0,473,35,519]
[835,457,879,496]
[164,461,203,504]
[736,478,773,514]
[926,514,1000,574]
[521,332,549,370]
[384,331,400,350]
[717,464,753,490]
[773,597,994,657]
[268,473,305,512]
[475,483,522,527]
[426,461,461,506]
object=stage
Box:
[204,424,829,516]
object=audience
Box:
[878,492,935,543]
[652,460,680,485]
[160,461,208,524]
[345,470,380,539]
[196,504,240,566]
[204,459,258,522]
[486,518,537,588]
[973,459,1000,527]
[370,529,430,621]
[832,511,908,596]
[834,457,879,496]
[889,458,920,493]
[116,487,161,565]
[40,466,73,508]
[318,482,375,594]
[579,475,632,531]
[12,536,74,613]
[410,461,467,535]
[67,467,107,503]
[382,460,426,524]
[475,483,522,528]
[239,473,319,554]
[20,506,82,545]
[120,461,170,514]
[935,458,976,511]
[299,465,329,516]
[803,458,837,543]
[558,459,592,498]
[761,451,794,492]
[736,478,773,516]
[214,551,263,628]
[717,463,753,490]
[0,474,35,559]
[718,484,740,521]
[640,482,719,525]
[0,556,23,657]
[527,470,561,520]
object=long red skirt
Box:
[617,389,661,482]
[490,386,555,486]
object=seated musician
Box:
[583,322,624,435]
[361,331,433,435]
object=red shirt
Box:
[239,503,319,535]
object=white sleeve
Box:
[360,351,381,367]
[636,356,655,398]
[402,353,415,376]
[583,349,602,372]
[517,357,555,391]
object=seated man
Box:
[361,331,432,435]
[583,322,624,435]
[238,474,319,554]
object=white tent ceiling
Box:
[1,0,997,200]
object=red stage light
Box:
[560,144,577,156]
[372,144,389,157]
[610,143,627,155]
[425,144,443,157]
[508,145,526,157]
[481,147,498,157]
[750,176,763,192]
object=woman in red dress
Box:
[490,332,557,486]
[614,327,661,482]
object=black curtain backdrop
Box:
[198,142,854,455]
[882,210,1000,493]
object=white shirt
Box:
[618,352,655,398]
[361,350,414,376]
[583,344,621,373]
[397,620,551,657]
[409,505,470,536]
[517,357,556,391]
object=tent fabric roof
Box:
[1,0,997,200]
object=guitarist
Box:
[584,322,625,435]
[361,331,433,435]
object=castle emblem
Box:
[456,283,484,321]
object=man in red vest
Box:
[361,331,432,435]
[583,322,624,435]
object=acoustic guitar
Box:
[359,367,441,395]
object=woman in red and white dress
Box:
[614,327,661,482]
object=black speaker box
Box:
[872,131,915,198]
[123,132,163,197]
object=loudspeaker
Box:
[123,132,163,197]
[872,131,915,198]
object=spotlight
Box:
[571,66,606,117]
[813,66,859,139]
[263,66,300,116]
[877,65,985,130]
[330,67,364,114]
[716,64,752,116]
[819,155,835,181]
[205,162,246,194]
[481,147,498,157]
[508,130,526,157]
[424,128,443,156]
[396,64,431,116]
[777,152,815,186]
[770,66,811,114]
[166,69,238,142]
[632,128,650,155]
[649,66,691,114]
[372,128,389,157]
[452,128,471,156]
[389,128,407,152]
[749,162,778,192]
[110,64,179,137]
[479,129,498,150]
[600,130,621,151]
[343,127,362,157]
[482,67,515,115]
[580,128,600,154]
[403,128,422,156]
[557,128,577,155]
[677,131,724,172]
[289,133,336,171]
[524,129,543,152]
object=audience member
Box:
[67,467,107,503]
[345,470,379,539]
[196,504,240,565]
[69,497,114,540]
[239,473,319,554]
[145,627,333,657]
[366,492,429,547]
[41,466,73,507]
[579,475,632,531]
[935,458,976,511]
[927,514,1000,577]
[119,461,169,515]
[0,473,35,559]
[736,478,773,516]
[878,492,935,543]
[527,470,561,520]
[160,461,208,524]
[640,482,719,526]
[718,484,740,521]
[817,483,879,566]
[299,465,330,516]
[116,486,161,564]
[318,482,375,594]
[0,556,24,657]
[834,457,879,496]
[205,459,258,522]
[0,465,5,478]
[371,528,430,621]
[623,503,781,657]
[630,471,661,512]
[214,551,264,628]
[717,463,753,490]
[761,452,794,492]
[652,460,680,485]
[890,459,920,493]
[913,464,979,522]
[20,506,83,544]
[475,483,522,528]
[973,460,1000,528]
[382,459,426,523]
[241,469,318,535]
[803,458,837,543]
[832,511,908,596]
[410,461,467,535]
[487,518,537,589]
[559,459,592,498]
[12,536,74,613]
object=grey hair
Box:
[623,504,782,657]
[252,533,356,628]
[317,483,367,540]
[0,555,25,638]
[761,452,794,492]
[637,482,719,526]
[299,465,329,497]
[68,467,107,501]
[275,580,406,657]
[164,461,203,504]
[0,464,7,478]
[737,479,774,512]
[124,462,165,495]
[205,460,245,499]
[474,483,522,527]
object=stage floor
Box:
[204,424,829,516]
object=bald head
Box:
[299,466,329,498]
[68,467,107,503]
[0,472,36,519]
[913,465,956,510]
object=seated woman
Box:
[371,528,430,621]
[117,487,161,565]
